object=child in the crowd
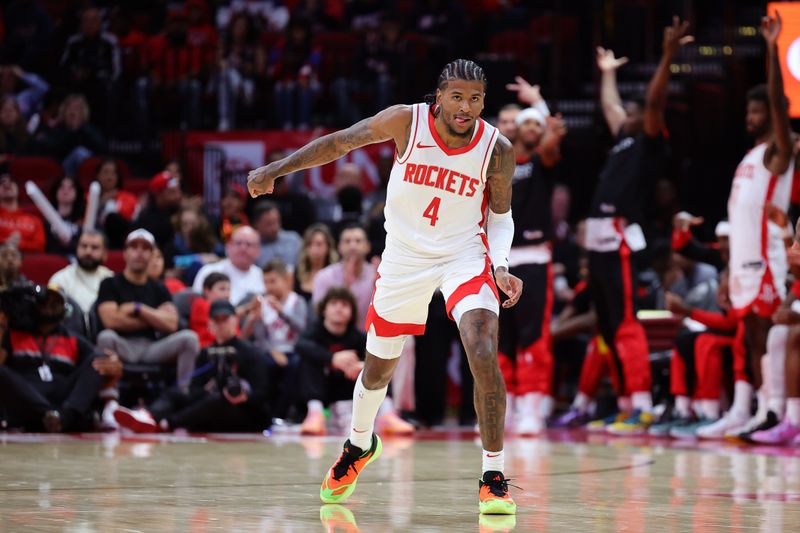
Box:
[189,272,232,348]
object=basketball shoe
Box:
[320,434,382,504]
[479,471,517,515]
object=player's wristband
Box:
[487,209,514,272]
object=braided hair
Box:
[425,59,487,116]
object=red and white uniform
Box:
[366,103,500,358]
[727,142,793,317]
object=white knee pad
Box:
[366,325,407,359]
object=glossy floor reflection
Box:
[1,430,800,532]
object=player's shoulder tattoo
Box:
[487,134,515,179]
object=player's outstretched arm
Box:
[644,16,693,137]
[486,135,523,308]
[763,12,793,175]
[596,47,628,137]
[247,105,411,197]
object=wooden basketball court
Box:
[1,430,798,532]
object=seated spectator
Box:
[253,201,302,267]
[134,171,183,257]
[59,7,120,130]
[136,10,214,131]
[97,159,138,222]
[0,243,26,289]
[148,246,186,295]
[312,224,375,328]
[113,299,269,433]
[216,11,266,131]
[172,205,222,281]
[269,152,316,235]
[189,272,230,348]
[45,175,84,254]
[0,283,122,432]
[0,96,31,162]
[0,64,50,121]
[49,230,113,317]
[193,225,265,305]
[268,17,321,130]
[96,229,200,390]
[297,287,411,435]
[240,259,307,417]
[0,173,45,252]
[295,223,338,301]
[240,259,307,361]
[40,94,107,176]
[214,184,249,243]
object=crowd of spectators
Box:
[0,1,790,442]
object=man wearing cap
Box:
[193,225,265,306]
[96,228,200,389]
[134,171,182,253]
[496,105,566,435]
[113,299,270,433]
[0,173,45,253]
[49,230,113,318]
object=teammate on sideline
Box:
[586,17,693,435]
[700,11,794,440]
[248,59,522,515]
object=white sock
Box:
[632,391,653,413]
[755,388,768,420]
[539,395,555,418]
[349,371,388,450]
[787,398,800,426]
[618,396,633,412]
[767,326,788,411]
[698,399,720,420]
[307,400,324,413]
[482,449,504,475]
[519,393,537,417]
[675,396,691,418]
[573,392,591,412]
[732,381,753,417]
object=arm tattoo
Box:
[274,118,384,177]
[487,135,514,214]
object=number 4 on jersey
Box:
[423,196,441,226]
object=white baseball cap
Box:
[125,228,156,248]
[514,107,546,127]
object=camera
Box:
[207,345,243,397]
[0,282,47,332]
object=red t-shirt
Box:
[189,296,215,348]
[0,207,45,252]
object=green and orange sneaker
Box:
[320,434,382,504]
[478,471,517,515]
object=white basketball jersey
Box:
[727,142,794,271]
[384,103,499,258]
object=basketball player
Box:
[248,60,522,515]
[699,12,794,440]
[586,17,693,435]
[498,108,566,435]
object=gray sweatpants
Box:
[97,329,200,387]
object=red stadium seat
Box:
[21,254,70,285]
[125,178,149,199]
[10,157,64,201]
[104,251,126,273]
